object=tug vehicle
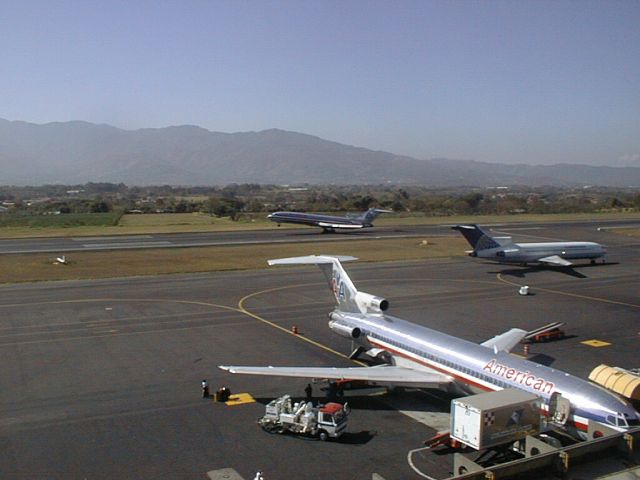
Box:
[524,322,566,343]
[258,395,349,441]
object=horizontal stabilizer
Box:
[219,365,452,388]
[268,255,358,266]
[481,328,527,353]
[268,254,365,313]
[538,255,572,267]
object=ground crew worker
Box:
[305,383,313,402]
[219,385,231,401]
[327,382,337,400]
[201,379,210,398]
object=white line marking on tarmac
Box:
[407,447,439,480]
[92,329,118,334]
[82,241,173,248]
[597,225,640,230]
[73,235,154,241]
[498,227,543,231]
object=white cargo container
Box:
[450,389,542,450]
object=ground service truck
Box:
[258,394,349,441]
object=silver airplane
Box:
[220,255,639,439]
[267,208,391,233]
[452,224,606,267]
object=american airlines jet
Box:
[267,208,391,232]
[220,255,639,439]
[452,224,606,267]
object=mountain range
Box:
[1,118,639,187]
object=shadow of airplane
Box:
[490,261,619,280]
[283,229,373,236]
[525,353,557,367]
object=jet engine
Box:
[355,292,389,313]
[328,319,361,339]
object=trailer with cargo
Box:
[450,389,543,450]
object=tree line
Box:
[1,183,639,220]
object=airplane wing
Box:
[481,328,527,353]
[317,222,364,229]
[219,364,452,388]
[538,255,572,267]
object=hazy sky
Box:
[2,0,639,166]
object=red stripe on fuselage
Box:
[368,337,494,392]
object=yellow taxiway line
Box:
[0,298,244,346]
[237,284,367,366]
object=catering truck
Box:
[450,389,542,450]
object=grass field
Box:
[0,236,467,283]
[602,227,640,237]
[1,210,640,239]
[0,212,285,238]
[373,211,640,226]
[118,212,282,230]
[0,212,121,229]
[1,212,637,283]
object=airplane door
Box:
[549,392,571,425]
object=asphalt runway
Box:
[1,220,639,479]
[1,217,639,254]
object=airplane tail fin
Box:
[451,224,501,251]
[268,255,389,314]
[357,208,391,226]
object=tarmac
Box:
[0,217,638,254]
[0,220,639,479]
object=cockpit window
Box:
[623,413,640,427]
[606,413,634,428]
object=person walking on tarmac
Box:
[201,379,210,398]
[305,383,313,402]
